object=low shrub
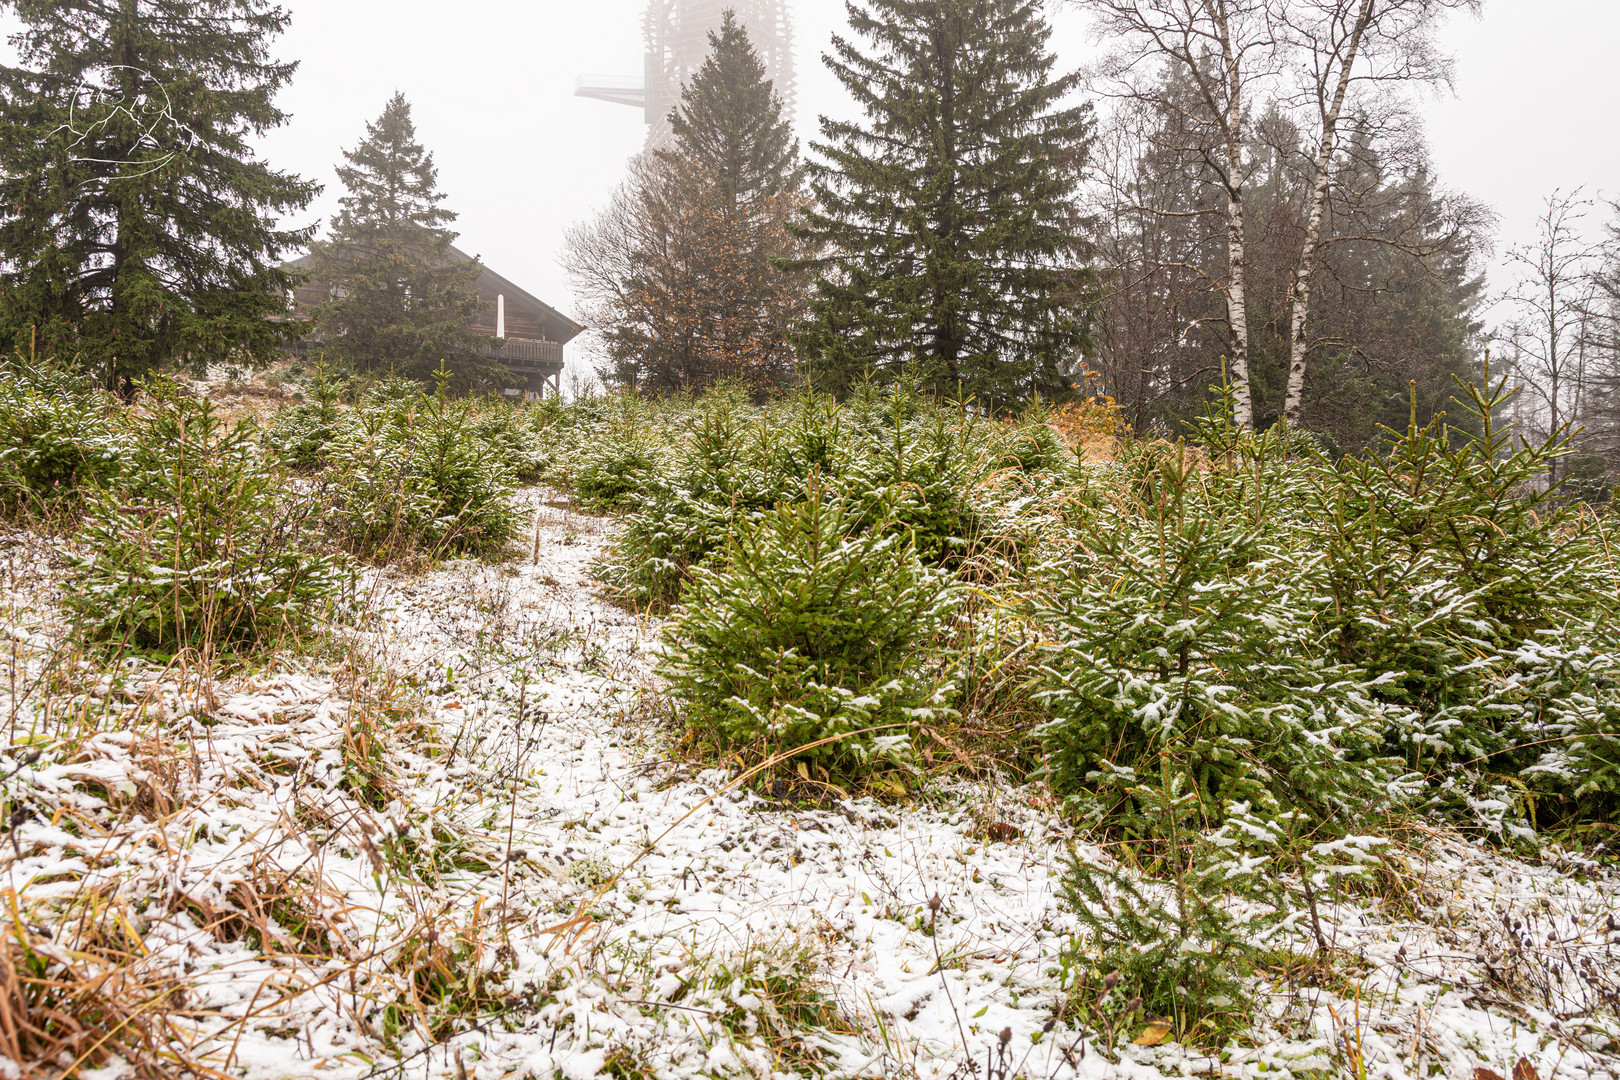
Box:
[600,387,1030,611]
[531,390,670,508]
[572,430,665,513]
[64,383,349,652]
[566,399,671,513]
[471,405,549,484]
[599,392,842,610]
[658,484,958,784]
[264,363,348,470]
[327,383,519,560]
[1031,374,1620,1040]
[1036,374,1619,839]
[0,354,124,512]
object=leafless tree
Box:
[1072,0,1480,432]
[1497,191,1602,483]
[1086,84,1231,431]
[1577,200,1620,470]
[1072,0,1284,429]
[1275,0,1481,426]
[564,152,810,393]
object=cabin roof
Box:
[285,243,586,346]
[446,245,586,345]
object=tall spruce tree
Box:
[307,93,489,386]
[795,0,1096,405]
[666,10,799,210]
[566,13,809,392]
[0,0,318,392]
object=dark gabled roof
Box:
[284,242,586,346]
[446,245,585,345]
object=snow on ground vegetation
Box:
[0,495,1616,1080]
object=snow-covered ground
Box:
[0,497,1616,1080]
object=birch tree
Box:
[1089,83,1485,443]
[1276,0,1480,425]
[1072,0,1282,429]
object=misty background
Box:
[6,0,1616,381]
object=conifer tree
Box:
[307,93,489,385]
[795,0,1097,406]
[566,13,809,393]
[666,10,799,211]
[0,0,318,392]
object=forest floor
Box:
[1,494,1617,1080]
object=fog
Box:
[5,0,1618,376]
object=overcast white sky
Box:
[6,0,1618,370]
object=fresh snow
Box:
[0,498,1616,1079]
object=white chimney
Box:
[496,294,506,339]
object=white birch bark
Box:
[1212,0,1256,429]
[1283,0,1377,426]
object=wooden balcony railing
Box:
[478,338,565,371]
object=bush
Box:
[597,396,756,609]
[845,396,988,566]
[566,400,670,513]
[1032,426,1409,837]
[471,404,549,484]
[658,484,958,784]
[1035,375,1620,837]
[0,355,124,511]
[600,392,848,610]
[1030,375,1620,1041]
[64,383,349,652]
[600,387,1028,611]
[264,363,348,470]
[1303,376,1618,829]
[327,383,519,560]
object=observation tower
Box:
[575,0,796,148]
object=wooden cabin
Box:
[284,245,584,397]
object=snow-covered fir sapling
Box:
[1040,369,1620,1042]
[0,352,125,516]
[327,366,520,560]
[600,384,1032,613]
[1308,366,1620,831]
[659,481,958,785]
[1037,392,1408,1042]
[601,390,856,611]
[264,361,349,470]
[64,379,349,651]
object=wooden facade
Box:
[284,245,584,397]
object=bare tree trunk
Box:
[1071,0,1274,429]
[1283,0,1375,427]
[1547,269,1562,484]
[1225,169,1255,428]
[1214,1,1256,429]
[1500,191,1600,485]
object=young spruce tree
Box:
[566,13,809,392]
[307,94,490,386]
[796,0,1096,406]
[0,0,318,392]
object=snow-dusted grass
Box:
[0,496,1615,1080]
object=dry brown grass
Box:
[0,916,203,1079]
